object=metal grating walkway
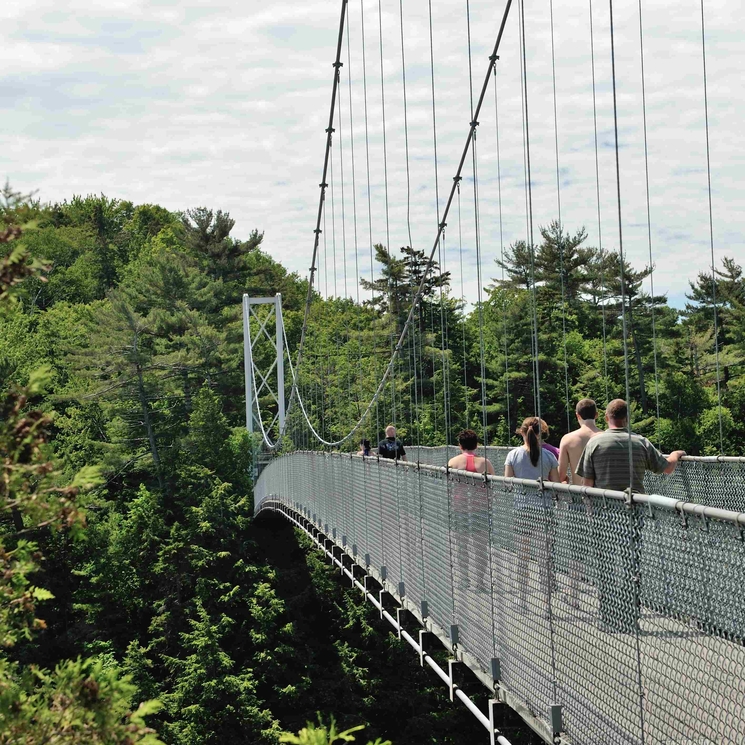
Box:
[255,451,745,745]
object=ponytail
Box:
[527,421,540,466]
[517,417,542,467]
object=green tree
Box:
[0,208,162,745]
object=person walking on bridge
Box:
[448,430,494,593]
[447,429,495,476]
[557,398,601,608]
[378,425,407,461]
[576,398,686,632]
[558,398,601,483]
[505,418,560,611]
[576,399,685,492]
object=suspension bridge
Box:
[249,0,744,743]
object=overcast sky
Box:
[2,0,742,310]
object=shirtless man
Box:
[557,398,600,609]
[558,398,601,483]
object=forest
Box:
[0,184,743,744]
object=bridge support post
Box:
[418,629,428,667]
[447,658,462,702]
[242,293,286,454]
[551,705,563,741]
[488,699,501,745]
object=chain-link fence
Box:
[255,452,745,745]
[406,446,745,512]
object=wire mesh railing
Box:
[406,446,745,512]
[254,451,745,745]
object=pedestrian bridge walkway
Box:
[254,450,745,745]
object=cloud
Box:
[1,0,742,314]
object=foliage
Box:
[279,717,391,745]
[0,657,163,745]
[0,207,162,743]
[1,182,741,744]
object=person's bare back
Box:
[559,399,601,483]
[447,429,495,475]
[448,452,494,474]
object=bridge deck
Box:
[255,452,745,745]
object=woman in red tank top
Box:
[447,430,496,593]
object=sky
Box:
[2,0,743,310]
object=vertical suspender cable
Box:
[518,1,537,415]
[377,0,395,428]
[398,0,417,443]
[377,0,392,260]
[330,139,338,297]
[337,63,348,299]
[608,2,647,740]
[466,0,489,447]
[637,0,662,439]
[323,200,329,300]
[519,0,559,710]
[346,9,360,309]
[548,0,573,433]
[608,0,635,492]
[336,60,353,421]
[520,0,557,701]
[589,0,610,406]
[424,0,450,445]
[439,232,451,444]
[427,0,442,442]
[699,0,724,454]
[493,68,511,441]
[359,0,380,439]
[458,183,470,428]
[346,7,366,431]
[398,0,413,253]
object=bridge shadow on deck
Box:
[251,512,542,745]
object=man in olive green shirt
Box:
[576,399,686,492]
[575,399,686,633]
